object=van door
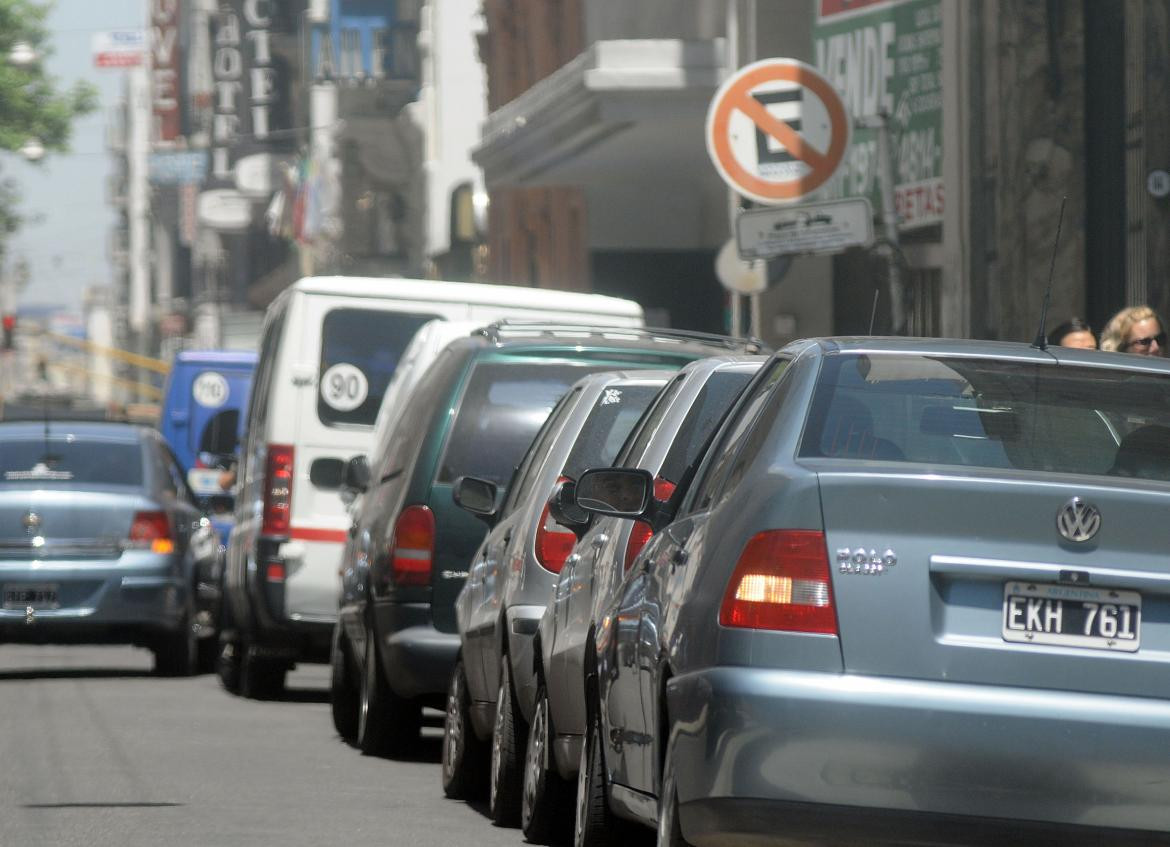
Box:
[286,301,441,621]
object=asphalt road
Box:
[0,645,543,847]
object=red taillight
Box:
[719,530,837,634]
[391,505,435,586]
[266,561,286,582]
[623,477,675,572]
[128,510,175,554]
[262,443,294,536]
[534,477,576,574]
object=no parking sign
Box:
[706,58,850,205]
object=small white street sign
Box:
[736,197,874,260]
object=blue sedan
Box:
[0,420,219,675]
[573,339,1170,846]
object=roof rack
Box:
[471,321,767,353]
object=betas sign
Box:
[813,0,943,230]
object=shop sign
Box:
[92,30,145,69]
[813,0,944,229]
[150,0,182,143]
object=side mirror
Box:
[340,455,371,507]
[575,468,653,517]
[453,475,498,522]
[548,478,590,539]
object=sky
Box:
[8,0,144,312]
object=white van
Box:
[219,276,642,697]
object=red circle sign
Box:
[706,58,849,205]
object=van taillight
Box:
[718,530,837,634]
[535,479,576,574]
[128,510,175,554]
[391,505,435,586]
[262,443,294,537]
[623,478,675,572]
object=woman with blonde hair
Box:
[1099,305,1166,356]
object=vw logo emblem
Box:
[1056,498,1100,543]
[21,511,41,531]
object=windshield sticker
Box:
[321,363,369,412]
[192,372,230,408]
[600,388,623,406]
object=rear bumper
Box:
[667,667,1170,840]
[0,555,186,643]
[373,601,459,700]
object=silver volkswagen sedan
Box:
[0,420,218,675]
[573,339,1170,846]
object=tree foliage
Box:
[0,0,99,249]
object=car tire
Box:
[489,658,526,826]
[441,658,489,800]
[196,630,219,675]
[522,682,574,844]
[330,625,359,743]
[240,642,286,700]
[216,633,242,693]
[574,698,623,847]
[153,605,197,677]
[656,748,692,847]
[358,629,420,757]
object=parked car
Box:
[571,339,1170,846]
[520,354,765,842]
[329,324,749,757]
[220,276,644,699]
[443,369,673,825]
[0,420,219,675]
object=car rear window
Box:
[0,438,143,486]
[438,363,611,486]
[318,308,440,427]
[562,384,662,480]
[799,353,1170,480]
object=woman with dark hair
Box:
[1047,317,1097,349]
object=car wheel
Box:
[330,625,359,742]
[216,633,242,693]
[656,748,692,847]
[240,642,286,700]
[522,682,574,844]
[358,628,420,757]
[441,658,488,799]
[489,658,526,826]
[574,698,620,847]
[152,604,197,677]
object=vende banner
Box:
[92,30,145,69]
[813,0,943,229]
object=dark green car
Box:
[330,324,759,755]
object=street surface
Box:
[0,645,530,847]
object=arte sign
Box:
[92,29,145,69]
[210,0,291,186]
[706,58,850,205]
[814,0,944,229]
[309,1,414,83]
[150,0,181,143]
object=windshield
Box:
[0,438,143,487]
[317,308,441,428]
[799,354,1170,480]
[438,362,614,486]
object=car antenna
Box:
[1031,196,1067,351]
[868,289,880,335]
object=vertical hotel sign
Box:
[813,0,943,229]
[150,0,181,143]
[210,0,287,185]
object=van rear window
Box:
[438,363,608,486]
[318,309,440,427]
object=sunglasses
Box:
[1124,332,1167,350]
